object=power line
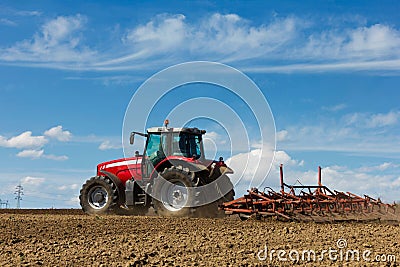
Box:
[15,184,24,209]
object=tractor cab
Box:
[130,120,207,178]
[145,127,205,163]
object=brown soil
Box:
[0,209,399,266]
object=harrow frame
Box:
[220,165,397,222]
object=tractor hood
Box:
[97,157,141,172]
[97,157,143,184]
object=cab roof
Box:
[147,127,206,135]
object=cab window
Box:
[172,133,201,159]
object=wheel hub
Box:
[161,181,188,212]
[173,190,183,201]
[94,192,105,203]
[88,186,109,210]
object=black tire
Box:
[152,166,197,217]
[79,176,118,215]
[199,189,235,218]
[197,175,235,218]
[212,175,235,218]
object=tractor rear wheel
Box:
[153,167,235,218]
[152,166,197,217]
[79,176,118,214]
[197,175,235,218]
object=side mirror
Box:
[129,132,135,145]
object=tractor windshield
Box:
[172,133,202,159]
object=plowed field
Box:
[0,209,399,266]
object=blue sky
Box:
[0,1,399,208]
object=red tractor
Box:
[79,121,235,217]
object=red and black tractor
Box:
[79,121,235,217]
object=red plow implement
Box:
[220,165,398,222]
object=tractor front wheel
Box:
[79,176,118,214]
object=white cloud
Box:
[98,140,121,150]
[20,11,40,16]
[71,183,78,190]
[67,196,80,206]
[21,176,45,186]
[204,131,219,140]
[106,15,400,72]
[0,131,48,149]
[344,110,400,128]
[124,14,187,54]
[0,14,95,63]
[302,24,400,61]
[58,183,79,191]
[392,177,400,187]
[225,146,303,190]
[44,125,72,141]
[204,131,227,146]
[226,148,269,184]
[17,149,44,159]
[368,110,400,128]
[344,112,363,126]
[117,13,300,64]
[1,13,399,73]
[346,24,400,58]
[0,18,17,26]
[278,110,400,156]
[276,130,288,141]
[42,15,82,45]
[358,162,398,172]
[322,103,347,112]
[16,149,68,161]
[0,126,70,160]
[43,154,69,161]
[274,150,303,167]
[243,59,400,73]
[13,9,41,17]
[58,185,67,190]
[193,14,299,61]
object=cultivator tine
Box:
[219,165,398,222]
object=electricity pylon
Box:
[15,184,23,209]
